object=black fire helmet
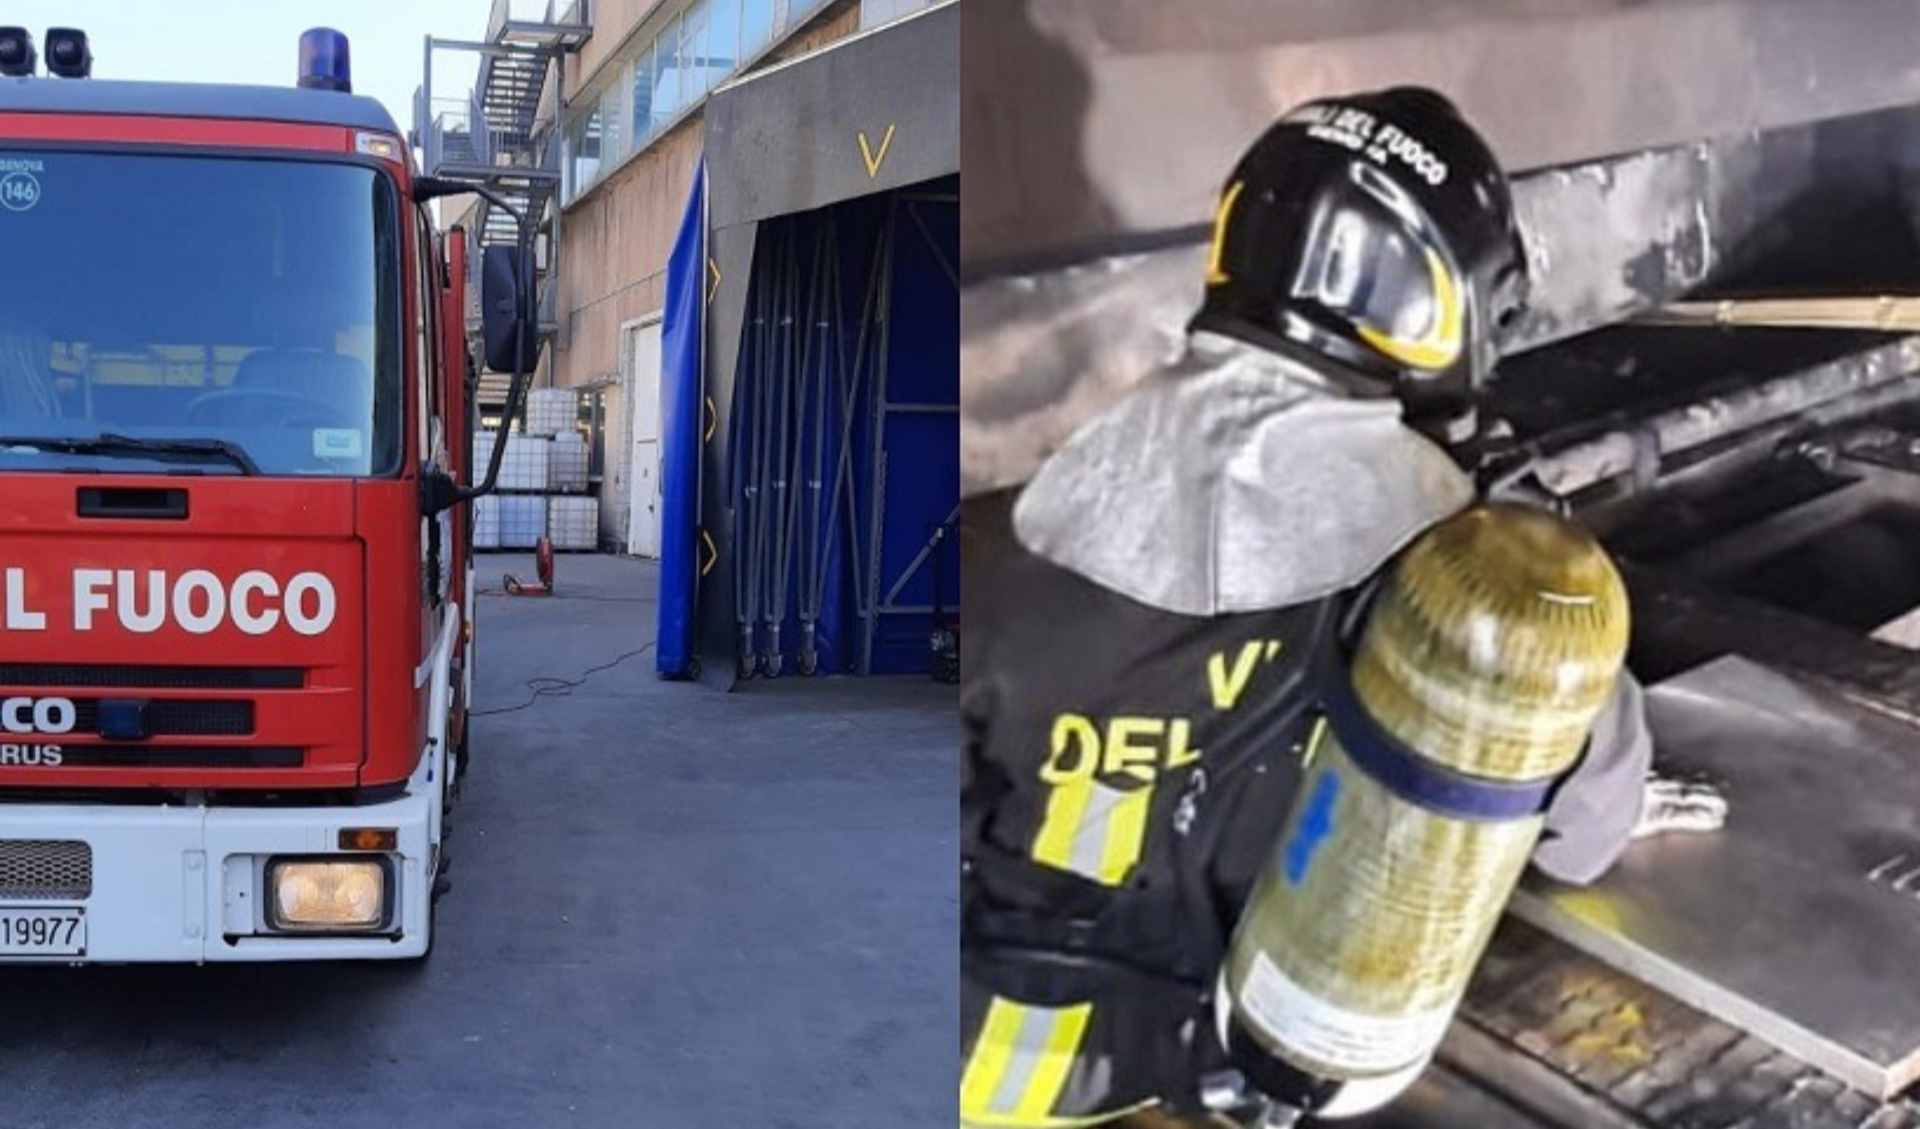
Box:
[1190,87,1529,430]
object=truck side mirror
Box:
[419,464,462,516]
[481,245,528,375]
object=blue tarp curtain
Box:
[654,156,705,677]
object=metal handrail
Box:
[424,92,573,177]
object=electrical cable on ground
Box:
[473,643,657,717]
[477,589,656,603]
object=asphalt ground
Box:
[0,552,957,1129]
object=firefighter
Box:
[959,87,1725,1127]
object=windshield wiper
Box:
[0,433,261,476]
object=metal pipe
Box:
[1504,336,1920,499]
[799,219,838,673]
[860,200,900,676]
[883,504,960,605]
[764,231,800,674]
[749,233,777,672]
[735,239,772,670]
[815,216,890,634]
[780,227,828,672]
[747,235,780,670]
[1644,296,1920,333]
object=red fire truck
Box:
[0,29,533,962]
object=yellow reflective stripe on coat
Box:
[1031,777,1154,886]
[1300,714,1330,770]
[960,997,1094,1126]
[961,1104,1156,1129]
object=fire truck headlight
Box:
[267,859,389,932]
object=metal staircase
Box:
[416,0,588,416]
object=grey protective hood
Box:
[1012,334,1475,615]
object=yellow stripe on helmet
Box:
[1205,180,1246,286]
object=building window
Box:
[630,45,655,138]
[562,0,837,203]
[652,15,684,133]
[598,83,626,165]
[682,0,714,101]
[710,0,741,77]
[742,0,773,59]
[567,102,603,193]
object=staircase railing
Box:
[424,0,578,404]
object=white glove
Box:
[1630,775,1728,839]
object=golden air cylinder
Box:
[1216,504,1629,1118]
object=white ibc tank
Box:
[549,431,590,493]
[525,389,575,438]
[472,494,501,551]
[547,496,599,551]
[499,434,551,493]
[470,429,499,477]
[497,495,547,549]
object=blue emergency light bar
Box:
[297,28,351,93]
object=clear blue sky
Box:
[4,1,499,133]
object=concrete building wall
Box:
[767,1,862,63]
[550,0,878,393]
[556,120,704,386]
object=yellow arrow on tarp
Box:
[858,124,897,179]
[703,396,717,443]
[707,257,721,304]
[699,529,718,577]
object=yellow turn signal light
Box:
[338,827,398,852]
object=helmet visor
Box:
[1292,163,1463,371]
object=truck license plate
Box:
[0,908,85,957]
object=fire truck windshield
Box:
[0,150,401,477]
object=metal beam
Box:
[1512,656,1920,1099]
[960,101,1920,497]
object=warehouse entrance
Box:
[658,1,958,687]
[719,180,957,678]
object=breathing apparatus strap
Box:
[1320,674,1558,822]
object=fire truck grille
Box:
[0,665,302,690]
[0,840,91,901]
[56,747,303,769]
[69,700,255,737]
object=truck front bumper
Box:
[0,784,433,963]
